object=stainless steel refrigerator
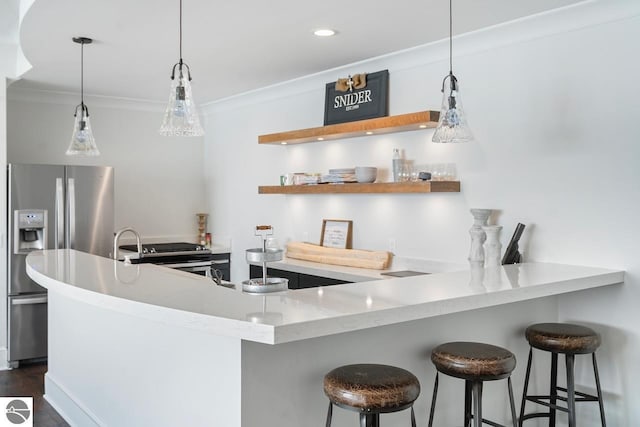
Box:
[7,164,114,364]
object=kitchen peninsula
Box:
[27,249,623,427]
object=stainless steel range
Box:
[119,242,230,280]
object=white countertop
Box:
[27,249,624,345]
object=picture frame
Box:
[320,219,353,249]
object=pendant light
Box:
[66,37,100,156]
[432,0,473,143]
[159,0,204,137]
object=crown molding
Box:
[7,86,166,112]
[200,0,640,116]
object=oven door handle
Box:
[181,266,213,273]
[161,260,225,269]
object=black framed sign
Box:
[324,70,389,126]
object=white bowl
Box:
[355,167,377,183]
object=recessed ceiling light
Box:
[281,142,288,145]
[419,125,427,129]
[314,29,336,37]
[365,131,373,135]
[317,137,324,141]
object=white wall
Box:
[203,1,640,423]
[7,90,206,242]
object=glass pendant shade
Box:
[159,65,204,137]
[66,104,100,156]
[432,0,473,144]
[160,0,204,137]
[432,74,473,143]
[67,36,99,156]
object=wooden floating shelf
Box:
[258,181,460,194]
[258,110,440,145]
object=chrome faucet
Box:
[113,227,142,260]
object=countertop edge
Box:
[272,270,624,343]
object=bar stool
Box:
[519,323,606,427]
[323,363,420,427]
[428,342,518,427]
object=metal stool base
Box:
[428,373,518,427]
[325,402,417,427]
[518,348,606,427]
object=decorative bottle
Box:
[392,148,402,182]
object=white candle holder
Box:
[468,209,492,262]
[483,225,503,268]
[468,260,486,292]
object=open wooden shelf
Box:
[258,110,440,145]
[258,181,460,194]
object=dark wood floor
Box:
[0,362,69,427]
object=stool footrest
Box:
[524,396,569,413]
[555,386,600,402]
[475,416,511,427]
[526,387,600,411]
[520,413,552,422]
[523,387,603,419]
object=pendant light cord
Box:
[72,37,92,116]
[80,41,84,106]
[169,0,192,81]
[179,0,183,64]
[449,0,452,75]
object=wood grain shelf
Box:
[258,181,460,194]
[258,110,440,145]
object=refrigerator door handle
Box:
[11,296,48,305]
[68,177,76,248]
[55,178,65,249]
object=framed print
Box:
[320,219,353,249]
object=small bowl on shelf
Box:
[355,167,377,183]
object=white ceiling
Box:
[14,0,583,104]
[0,0,19,44]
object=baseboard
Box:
[44,373,103,427]
[0,348,8,371]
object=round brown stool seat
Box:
[431,341,516,381]
[323,364,419,426]
[428,342,518,427]
[520,323,606,427]
[525,322,601,354]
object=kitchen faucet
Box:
[113,227,142,260]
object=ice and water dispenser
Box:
[13,209,48,254]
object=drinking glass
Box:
[399,163,412,182]
[412,165,427,181]
[433,163,445,181]
[444,163,457,180]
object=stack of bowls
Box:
[355,167,377,183]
